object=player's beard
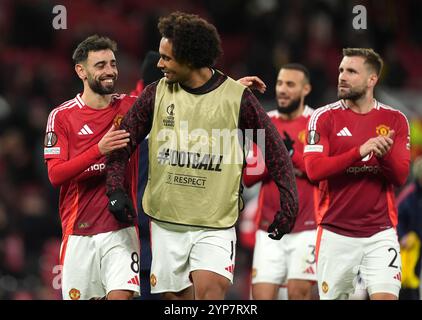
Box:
[87,74,117,95]
[277,96,301,115]
[338,85,366,101]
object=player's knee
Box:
[370,292,398,300]
[162,287,194,300]
[287,281,313,300]
[195,279,229,300]
[107,290,134,300]
[251,284,279,300]
[288,288,309,300]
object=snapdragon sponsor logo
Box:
[155,121,266,175]
[84,163,106,173]
[346,165,380,175]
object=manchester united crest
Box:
[150,274,157,287]
[376,124,390,137]
[298,130,306,144]
[321,281,329,294]
[251,268,257,278]
[69,288,81,300]
[113,114,124,128]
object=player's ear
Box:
[303,83,312,97]
[367,73,378,88]
[75,63,87,81]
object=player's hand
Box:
[267,211,290,240]
[293,168,305,177]
[282,131,295,157]
[107,189,135,223]
[98,125,130,155]
[359,130,394,158]
[237,76,267,93]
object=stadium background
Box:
[0,0,421,299]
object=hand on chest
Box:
[70,111,122,150]
[330,115,393,160]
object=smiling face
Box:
[77,49,118,95]
[337,56,376,101]
[275,68,310,115]
[157,37,192,85]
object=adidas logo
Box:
[393,273,401,281]
[337,127,352,136]
[304,266,315,274]
[225,264,235,274]
[78,124,94,135]
[110,200,117,206]
[127,275,140,285]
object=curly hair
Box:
[72,35,117,64]
[158,12,222,68]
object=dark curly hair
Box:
[72,35,117,64]
[158,12,222,68]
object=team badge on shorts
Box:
[376,124,390,137]
[321,281,329,294]
[69,288,81,300]
[251,268,257,278]
[150,274,157,287]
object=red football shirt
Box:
[244,106,318,233]
[303,99,410,237]
[44,93,139,236]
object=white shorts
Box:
[61,226,140,300]
[316,227,401,300]
[252,229,317,284]
[150,220,236,294]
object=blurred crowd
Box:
[0,0,421,299]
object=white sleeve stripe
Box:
[47,100,78,132]
[308,102,342,131]
[308,106,329,131]
[377,104,411,135]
